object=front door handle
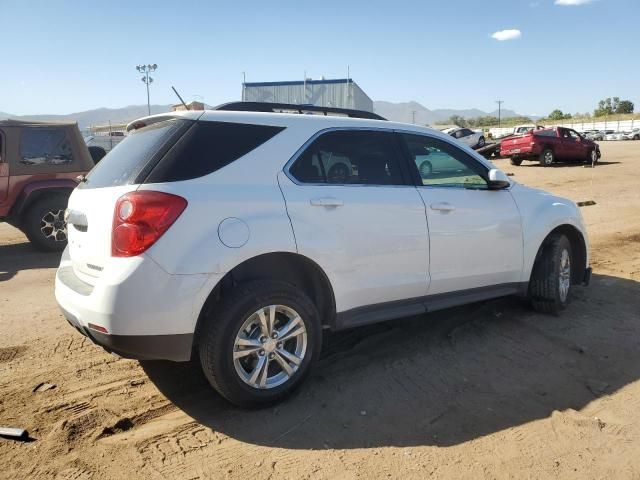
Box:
[430,202,455,212]
[310,197,344,207]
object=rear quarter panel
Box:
[139,124,317,276]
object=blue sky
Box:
[0,0,637,116]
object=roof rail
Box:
[213,102,386,121]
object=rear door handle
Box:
[430,202,455,212]
[310,197,344,207]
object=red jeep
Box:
[0,120,95,251]
[500,126,601,167]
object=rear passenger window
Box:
[534,130,556,137]
[20,129,74,165]
[148,121,285,183]
[289,130,406,186]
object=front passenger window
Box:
[401,134,488,189]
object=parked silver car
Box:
[442,127,486,149]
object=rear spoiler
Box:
[126,111,205,132]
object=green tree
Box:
[448,115,467,127]
[593,97,633,116]
[616,100,634,114]
[548,109,567,121]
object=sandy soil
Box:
[1,141,639,480]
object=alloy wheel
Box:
[233,305,307,389]
[41,209,68,242]
[559,248,571,302]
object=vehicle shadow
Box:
[142,273,640,449]
[0,241,61,282]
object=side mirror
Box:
[488,169,510,190]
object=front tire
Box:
[540,149,554,167]
[477,136,486,148]
[587,148,599,165]
[23,195,69,252]
[198,280,322,408]
[529,234,573,315]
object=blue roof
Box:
[244,78,354,87]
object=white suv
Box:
[55,103,591,407]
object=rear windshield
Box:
[80,119,188,188]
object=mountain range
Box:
[0,101,534,129]
[373,101,528,125]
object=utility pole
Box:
[495,100,504,128]
[412,110,416,124]
[136,64,157,116]
[242,72,246,101]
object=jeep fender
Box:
[10,179,77,224]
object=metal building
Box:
[242,78,374,113]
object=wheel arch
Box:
[193,251,337,349]
[541,143,554,153]
[10,180,76,225]
[530,224,587,285]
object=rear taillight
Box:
[112,191,187,257]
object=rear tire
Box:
[510,157,523,166]
[540,149,554,167]
[529,234,572,315]
[23,195,69,252]
[198,280,322,408]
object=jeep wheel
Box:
[529,234,572,315]
[419,160,433,178]
[540,149,554,167]
[23,195,69,252]
[327,163,350,183]
[198,280,321,407]
[510,157,523,166]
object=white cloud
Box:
[555,0,593,5]
[491,29,522,41]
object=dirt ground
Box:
[1,141,639,480]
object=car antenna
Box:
[171,86,189,110]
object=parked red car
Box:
[500,127,601,167]
[0,120,95,251]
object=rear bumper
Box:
[55,247,214,361]
[59,305,193,361]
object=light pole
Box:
[495,99,504,128]
[136,64,157,115]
